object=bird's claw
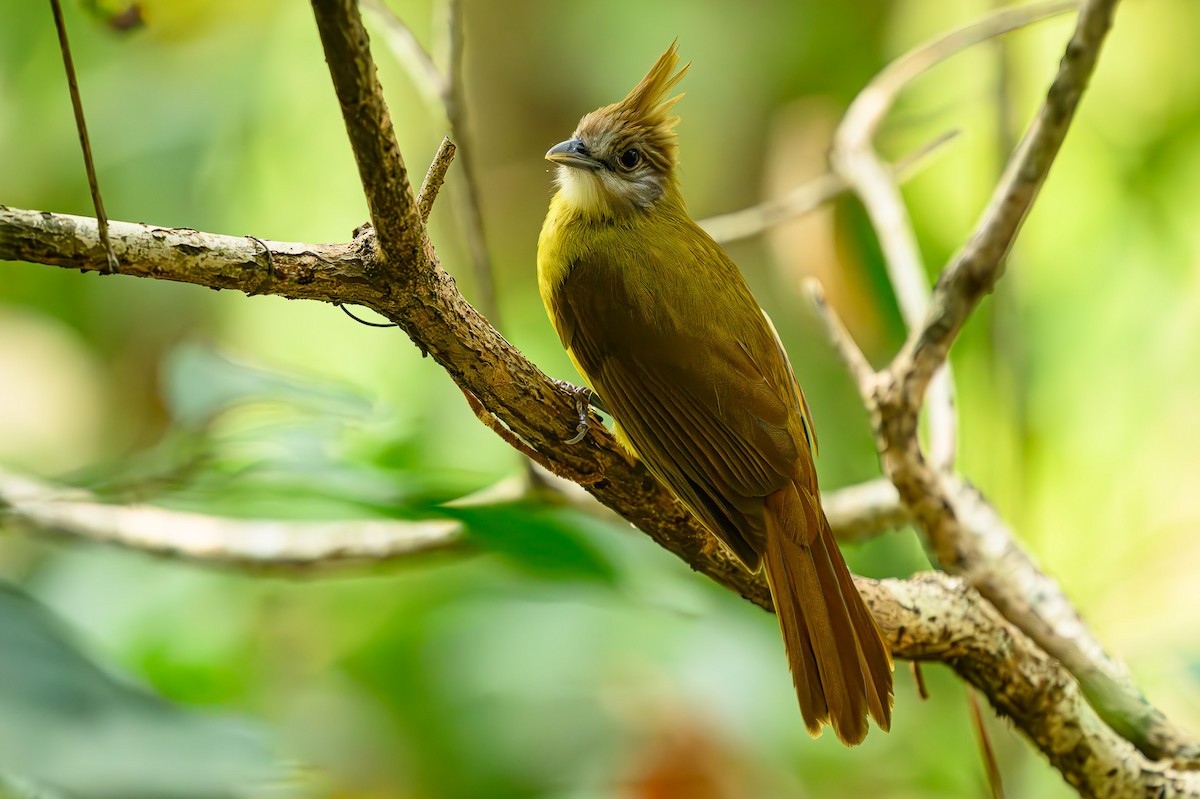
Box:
[555,380,597,444]
[565,422,589,445]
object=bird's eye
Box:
[618,148,641,170]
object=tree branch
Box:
[310,0,424,277]
[840,0,1198,762]
[364,0,499,322]
[821,477,909,543]
[2,0,1191,790]
[0,205,372,303]
[416,135,456,223]
[832,2,1077,475]
[875,574,1200,797]
[893,0,1106,405]
[0,470,465,572]
[698,131,958,245]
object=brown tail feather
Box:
[763,484,894,745]
[824,520,894,731]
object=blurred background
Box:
[2,0,1200,796]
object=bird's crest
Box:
[615,40,689,123]
[577,41,690,171]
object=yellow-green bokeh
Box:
[2,1,1199,796]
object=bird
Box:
[536,42,893,745]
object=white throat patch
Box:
[554,164,664,219]
[555,165,613,217]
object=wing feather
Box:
[554,249,808,565]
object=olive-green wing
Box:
[551,252,806,568]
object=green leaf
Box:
[163,344,369,429]
[443,503,619,585]
[0,580,284,799]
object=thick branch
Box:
[311,0,424,276]
[875,574,1200,798]
[0,206,377,304]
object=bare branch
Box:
[802,278,877,397]
[310,0,424,276]
[367,0,499,322]
[361,0,447,104]
[947,477,1200,761]
[700,130,958,245]
[417,135,457,223]
[858,0,1198,761]
[874,574,1200,797]
[831,4,1073,473]
[822,478,909,543]
[891,0,1098,407]
[0,470,464,572]
[0,205,370,302]
[701,171,845,244]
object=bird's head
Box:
[546,42,689,218]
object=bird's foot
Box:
[553,380,604,444]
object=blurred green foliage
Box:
[3,0,1200,796]
[0,579,279,798]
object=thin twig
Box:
[968,688,1006,799]
[50,0,118,274]
[802,278,876,397]
[361,0,446,102]
[911,662,929,700]
[0,470,464,572]
[699,130,958,245]
[336,139,456,328]
[417,135,457,223]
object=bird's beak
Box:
[545,138,603,171]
